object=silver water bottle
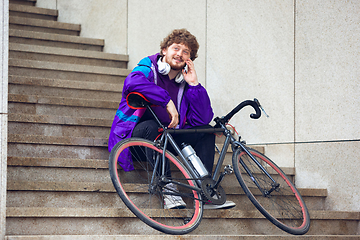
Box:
[181,143,209,178]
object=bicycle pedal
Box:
[224,165,233,174]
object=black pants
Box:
[132,119,216,177]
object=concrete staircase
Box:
[5,0,360,239]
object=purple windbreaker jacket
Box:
[108,53,214,171]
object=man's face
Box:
[162,43,191,70]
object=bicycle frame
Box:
[149,108,277,199]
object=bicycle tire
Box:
[232,147,310,235]
[109,137,203,235]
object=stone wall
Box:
[295,0,360,211]
[0,0,8,239]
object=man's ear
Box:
[161,48,167,56]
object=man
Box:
[108,29,235,210]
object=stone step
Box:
[9,43,129,68]
[9,75,123,97]
[9,3,58,21]
[8,134,109,161]
[9,58,130,83]
[5,235,360,240]
[5,155,265,177]
[9,178,292,195]
[8,142,108,160]
[9,74,122,99]
[9,82,122,102]
[5,155,244,179]
[10,179,320,211]
[7,156,108,169]
[5,165,305,191]
[7,179,327,207]
[9,29,104,51]
[8,121,110,139]
[8,134,108,147]
[8,113,112,128]
[5,207,359,235]
[9,0,36,6]
[9,16,80,35]
[8,93,118,110]
[6,190,123,210]
[7,93,118,121]
[8,101,116,119]
[8,90,116,123]
[7,166,111,183]
[6,178,327,210]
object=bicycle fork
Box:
[238,146,280,197]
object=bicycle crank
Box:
[201,177,226,205]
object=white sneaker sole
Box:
[204,201,236,210]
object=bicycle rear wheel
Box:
[232,147,310,235]
[109,138,203,235]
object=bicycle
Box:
[109,92,310,235]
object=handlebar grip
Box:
[250,112,261,119]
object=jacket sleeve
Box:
[123,58,170,108]
[183,84,214,126]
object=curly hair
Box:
[160,29,199,60]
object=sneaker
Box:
[204,200,236,210]
[163,183,187,209]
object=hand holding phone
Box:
[183,59,198,86]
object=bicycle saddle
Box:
[126,92,152,109]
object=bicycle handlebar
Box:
[214,99,261,128]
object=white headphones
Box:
[157,58,171,75]
[157,58,185,83]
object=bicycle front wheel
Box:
[232,147,310,235]
[109,138,203,235]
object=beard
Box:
[164,56,186,70]
[170,62,185,70]
[169,63,185,71]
